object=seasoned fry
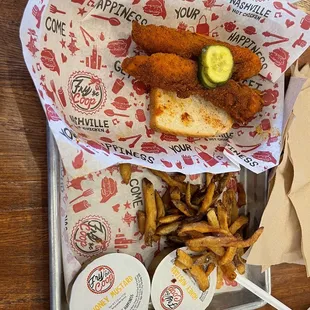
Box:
[186,182,199,210]
[152,234,161,242]
[172,200,195,217]
[206,263,216,277]
[162,188,171,210]
[218,173,232,193]
[158,215,183,224]
[156,221,181,235]
[187,245,207,252]
[229,215,249,235]
[182,213,204,224]
[186,235,237,248]
[137,210,146,235]
[166,208,181,215]
[228,189,239,223]
[216,200,229,231]
[179,230,205,239]
[190,184,200,195]
[224,227,264,248]
[170,187,181,201]
[234,248,246,275]
[237,183,247,207]
[179,222,230,236]
[199,182,215,214]
[222,191,232,226]
[167,235,188,244]
[172,173,186,183]
[208,246,226,257]
[216,266,224,289]
[206,173,213,187]
[142,178,157,246]
[155,190,166,219]
[193,252,215,266]
[192,188,207,205]
[237,248,246,264]
[221,262,237,281]
[189,265,209,292]
[174,259,188,270]
[119,163,132,184]
[207,209,220,228]
[218,247,237,266]
[150,169,187,193]
[176,249,194,269]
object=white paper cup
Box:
[151,247,216,310]
[70,253,150,310]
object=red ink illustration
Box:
[194,147,218,167]
[262,89,279,106]
[285,19,294,28]
[145,125,155,138]
[40,82,55,102]
[119,134,142,148]
[101,177,118,203]
[135,253,144,264]
[111,97,130,110]
[100,137,114,143]
[78,7,87,16]
[87,140,110,155]
[292,33,307,48]
[135,109,146,122]
[267,134,279,146]
[235,143,262,153]
[80,26,95,47]
[80,45,105,70]
[196,15,210,36]
[141,142,167,154]
[203,0,223,9]
[67,175,88,190]
[112,204,120,212]
[273,2,295,17]
[211,13,219,21]
[160,133,179,142]
[176,161,183,169]
[50,4,66,14]
[143,0,167,19]
[72,150,84,169]
[125,121,133,128]
[243,26,256,35]
[124,201,131,209]
[32,5,45,28]
[300,15,310,30]
[45,104,61,122]
[161,159,173,168]
[132,79,148,95]
[41,48,60,75]
[68,32,80,55]
[26,29,39,57]
[70,188,94,204]
[114,233,137,249]
[61,53,67,63]
[186,137,200,143]
[107,36,132,57]
[44,34,47,42]
[252,151,277,164]
[223,21,237,33]
[99,32,105,41]
[73,200,91,213]
[60,38,66,48]
[262,32,289,47]
[91,15,121,26]
[269,48,290,72]
[181,155,193,166]
[106,165,119,175]
[122,213,137,227]
[112,78,125,94]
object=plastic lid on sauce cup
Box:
[151,247,216,310]
[70,253,150,310]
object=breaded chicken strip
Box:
[132,21,261,81]
[122,54,263,124]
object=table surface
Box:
[1,1,310,310]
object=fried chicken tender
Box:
[122,54,263,124]
[132,21,261,81]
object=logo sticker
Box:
[68,71,107,115]
[160,285,183,310]
[71,215,111,257]
[87,265,115,294]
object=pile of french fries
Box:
[119,165,263,292]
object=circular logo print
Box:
[87,265,115,294]
[71,215,111,257]
[68,71,107,115]
[160,285,183,310]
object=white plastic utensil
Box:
[236,274,291,310]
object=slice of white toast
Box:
[150,88,233,137]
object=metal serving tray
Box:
[48,127,271,310]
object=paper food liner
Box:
[20,0,310,177]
